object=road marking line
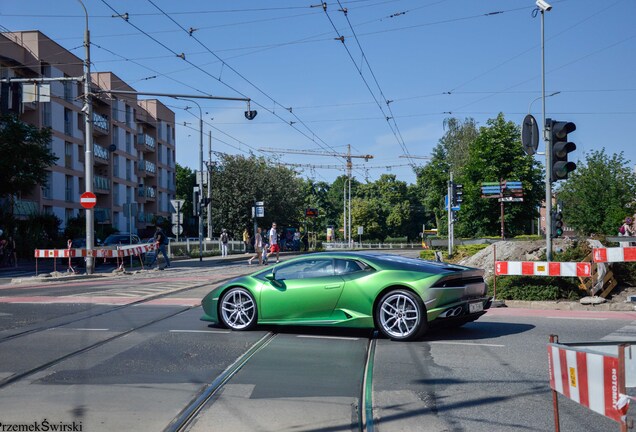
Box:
[169,329,230,334]
[296,335,360,340]
[429,341,505,347]
[73,328,109,331]
[545,317,608,321]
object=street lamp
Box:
[535,0,554,259]
[528,91,560,115]
[77,0,95,274]
[177,98,204,262]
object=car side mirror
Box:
[265,272,283,287]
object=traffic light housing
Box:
[193,186,200,217]
[551,210,564,238]
[549,119,577,182]
[451,182,463,207]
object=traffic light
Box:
[549,119,577,182]
[451,183,463,207]
[200,197,211,208]
[551,210,564,238]
[193,186,200,217]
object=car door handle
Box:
[324,283,342,290]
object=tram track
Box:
[164,331,378,432]
[0,274,237,344]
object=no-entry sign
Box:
[80,191,97,209]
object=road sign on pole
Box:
[170,199,185,212]
[80,192,97,209]
[172,224,183,235]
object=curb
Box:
[499,299,636,312]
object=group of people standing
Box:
[248,222,280,265]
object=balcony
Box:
[94,175,110,193]
[93,112,109,135]
[94,143,109,165]
[136,133,156,152]
[137,186,156,200]
[137,160,156,177]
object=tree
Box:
[209,154,305,237]
[175,163,197,235]
[459,113,544,237]
[0,114,57,200]
[557,150,636,236]
[356,174,411,240]
[414,118,478,234]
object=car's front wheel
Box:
[375,289,427,341]
[219,287,257,331]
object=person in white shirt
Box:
[266,222,280,263]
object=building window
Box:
[65,208,74,225]
[113,125,119,147]
[126,131,132,153]
[113,183,119,205]
[42,102,52,128]
[65,141,73,169]
[113,155,119,178]
[158,143,163,163]
[113,211,120,230]
[125,105,132,127]
[64,108,73,136]
[126,159,132,181]
[65,175,73,202]
[63,80,72,101]
[42,172,52,199]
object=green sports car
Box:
[201,252,491,341]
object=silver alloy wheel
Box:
[378,292,420,339]
[220,288,256,330]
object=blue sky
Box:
[2,0,634,185]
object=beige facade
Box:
[0,31,177,238]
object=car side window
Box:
[275,259,334,280]
[334,259,366,275]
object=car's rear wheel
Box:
[219,287,257,331]
[375,289,427,341]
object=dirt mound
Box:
[458,239,575,279]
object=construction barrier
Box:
[495,261,592,277]
[33,243,156,275]
[547,335,633,431]
[593,247,636,263]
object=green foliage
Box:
[210,154,305,237]
[458,113,544,238]
[420,249,447,260]
[556,150,636,236]
[0,114,57,199]
[15,212,62,259]
[175,163,197,236]
[492,276,582,301]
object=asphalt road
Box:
[0,255,634,431]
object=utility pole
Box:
[207,131,212,240]
[78,0,95,274]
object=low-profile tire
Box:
[375,289,427,341]
[219,287,258,331]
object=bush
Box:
[491,275,583,301]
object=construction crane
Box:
[260,145,373,247]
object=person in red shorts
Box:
[266,222,280,263]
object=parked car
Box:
[201,252,491,341]
[100,233,143,264]
[102,233,141,246]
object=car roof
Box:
[287,251,473,273]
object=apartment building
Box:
[0,30,176,238]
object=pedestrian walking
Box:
[248,227,263,265]
[149,225,171,268]
[266,222,280,263]
[220,229,229,257]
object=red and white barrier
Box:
[593,247,636,263]
[34,243,155,259]
[547,337,630,429]
[495,261,591,277]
